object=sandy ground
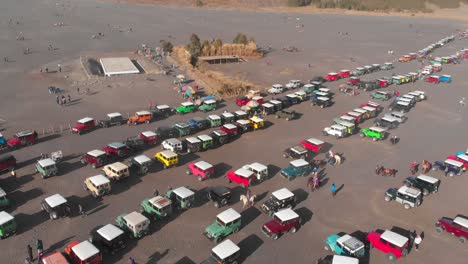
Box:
[0,0,468,263]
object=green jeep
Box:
[35,158,58,178]
[0,188,10,209]
[370,91,391,101]
[197,135,214,151]
[198,99,217,112]
[176,102,196,114]
[173,122,192,137]
[140,195,173,221]
[360,127,386,141]
[0,211,17,239]
[207,115,222,127]
[165,186,195,210]
[115,211,150,239]
[204,208,241,243]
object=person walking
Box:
[414,233,422,251]
[76,87,80,94]
[331,183,337,197]
[35,239,43,256]
[129,257,136,264]
[27,244,33,261]
[58,64,61,72]
[459,97,465,112]
[10,169,16,180]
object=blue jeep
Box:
[433,159,464,177]
[324,232,365,258]
[280,159,312,181]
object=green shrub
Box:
[287,0,312,7]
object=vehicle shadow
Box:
[37,134,61,144]
[295,207,314,225]
[230,186,248,206]
[61,153,83,162]
[173,256,195,264]
[111,176,143,196]
[350,230,371,264]
[267,164,281,179]
[237,234,264,263]
[2,172,35,190]
[321,142,334,154]
[67,195,106,217]
[255,191,269,202]
[292,188,309,204]
[213,162,232,178]
[178,153,200,167]
[59,160,85,175]
[263,120,274,129]
[15,210,49,235]
[193,189,209,208]
[104,239,139,263]
[241,206,261,227]
[9,187,44,209]
[17,155,42,167]
[47,235,75,252]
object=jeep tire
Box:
[290,227,297,233]
[460,236,466,243]
[423,189,429,196]
[384,196,391,202]
[214,201,220,208]
[404,203,411,209]
[388,253,396,261]
[272,234,279,240]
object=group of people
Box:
[56,94,71,106]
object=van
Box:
[102,162,130,181]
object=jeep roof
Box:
[235,168,254,178]
[38,158,56,167]
[380,116,398,123]
[316,92,329,97]
[87,149,106,157]
[149,196,172,209]
[330,124,346,130]
[217,208,241,223]
[175,122,190,129]
[454,216,468,229]
[159,150,178,159]
[389,112,405,118]
[235,110,247,116]
[221,112,234,118]
[270,99,282,105]
[248,162,267,172]
[339,115,355,122]
[141,131,156,137]
[295,91,306,96]
[445,159,463,167]
[274,208,299,222]
[236,120,250,125]
[78,117,94,123]
[272,188,294,200]
[97,224,124,242]
[107,162,128,171]
[165,138,182,145]
[380,230,408,248]
[396,101,410,106]
[197,135,213,142]
[71,241,100,261]
[194,161,213,170]
[223,124,237,130]
[328,72,338,75]
[262,102,274,108]
[347,111,361,117]
[157,104,170,110]
[329,255,359,264]
[369,127,386,133]
[108,142,126,149]
[367,101,380,107]
[107,112,122,118]
[317,96,329,101]
[181,102,194,107]
[286,94,298,99]
[212,239,240,260]
[353,108,367,114]
[204,99,217,104]
[397,186,421,198]
[456,154,468,162]
[185,137,201,144]
[291,145,308,155]
[136,110,151,116]
[306,138,324,145]
[173,187,194,199]
[252,95,263,100]
[0,188,5,198]
[303,84,314,88]
[361,106,375,112]
[208,115,221,120]
[339,121,354,128]
[250,116,263,123]
[133,155,151,164]
[44,194,67,208]
[212,130,227,137]
[398,98,412,104]
[272,84,283,88]
[337,234,365,253]
[290,159,309,167]
[89,174,110,186]
[402,94,415,99]
[416,174,439,184]
[0,211,13,226]
[123,211,148,226]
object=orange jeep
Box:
[128,111,152,125]
[398,55,411,62]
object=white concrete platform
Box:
[100,57,140,76]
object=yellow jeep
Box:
[249,116,265,130]
[102,162,129,181]
[83,174,111,198]
[155,150,179,169]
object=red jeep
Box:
[236,96,250,106]
[251,96,264,105]
[220,124,239,137]
[300,138,325,153]
[139,131,158,145]
[347,77,360,86]
[447,155,468,170]
[367,229,409,261]
[325,72,339,81]
[226,168,256,188]
[80,150,109,168]
[39,250,69,264]
[425,75,440,84]
[186,160,214,181]
[435,215,468,243]
[0,154,16,173]
[64,240,102,264]
[378,79,390,87]
[72,117,96,135]
[262,208,301,240]
[7,130,38,148]
[361,101,383,112]
[338,70,351,78]
[102,142,130,158]
[345,111,362,124]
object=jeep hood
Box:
[6,138,19,146]
[264,219,282,233]
[263,199,278,210]
[205,222,223,236]
[281,167,294,176]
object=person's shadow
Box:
[336,184,345,195]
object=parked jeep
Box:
[313,96,332,108]
[128,155,154,175]
[360,127,387,141]
[184,137,202,153]
[41,194,70,220]
[206,186,232,208]
[0,211,16,239]
[187,161,214,181]
[199,99,217,112]
[173,122,193,137]
[261,188,296,215]
[324,232,365,258]
[72,117,96,135]
[176,102,196,114]
[220,124,239,138]
[403,174,440,196]
[300,138,325,153]
[234,120,253,134]
[0,154,16,173]
[283,145,310,160]
[197,135,214,151]
[220,112,236,124]
[201,239,240,264]
[371,91,392,101]
[89,224,126,255]
[433,159,464,177]
[268,84,284,94]
[7,130,38,148]
[323,124,347,139]
[207,115,222,128]
[242,162,268,183]
[154,126,179,140]
[384,112,407,124]
[102,162,130,181]
[80,150,110,169]
[204,208,241,243]
[389,101,411,113]
[385,186,422,209]
[103,142,130,159]
[0,188,10,210]
[162,138,183,153]
[187,117,210,132]
[83,174,111,198]
[140,195,173,221]
[262,208,301,240]
[281,159,312,180]
[35,158,58,178]
[366,229,409,261]
[165,186,195,210]
[99,112,126,128]
[64,240,102,264]
[210,130,229,147]
[150,104,175,119]
[115,211,150,239]
[154,150,179,169]
[226,168,256,188]
[276,109,297,121]
[435,215,468,243]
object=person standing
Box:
[58,64,61,72]
[10,169,16,180]
[78,204,85,217]
[331,183,337,197]
[414,233,422,251]
[35,239,43,256]
[129,257,136,264]
[27,244,33,261]
[67,95,71,103]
